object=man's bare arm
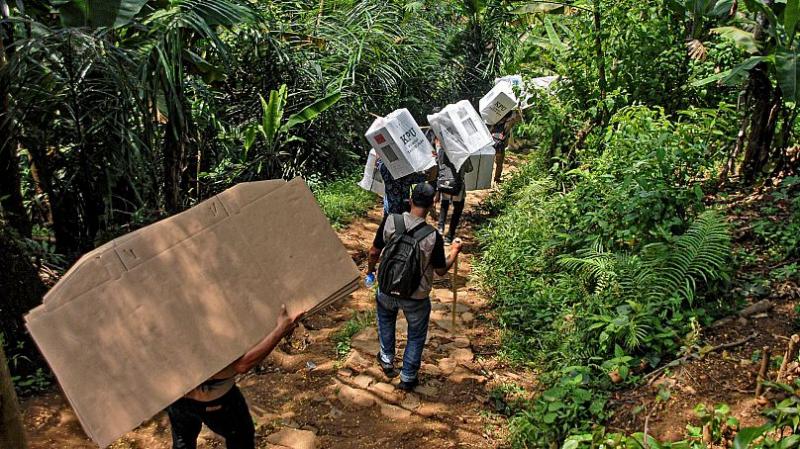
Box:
[367,245,381,273]
[435,240,463,277]
[232,305,302,374]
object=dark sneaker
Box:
[376,353,398,378]
[398,378,419,392]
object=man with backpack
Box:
[434,137,467,244]
[365,183,463,391]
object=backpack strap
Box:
[408,222,435,242]
[392,214,406,235]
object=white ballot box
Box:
[358,149,385,197]
[495,74,524,90]
[365,109,435,179]
[479,81,519,126]
[463,146,496,191]
[428,100,493,171]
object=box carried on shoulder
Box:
[427,100,493,172]
[365,109,435,179]
[358,149,385,197]
[479,81,519,126]
[25,179,360,448]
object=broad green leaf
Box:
[743,0,778,29]
[787,0,800,44]
[777,434,800,449]
[712,27,759,54]
[53,0,147,28]
[776,48,800,104]
[511,3,566,15]
[710,0,736,17]
[691,56,767,87]
[562,435,593,449]
[544,17,567,52]
[259,85,287,146]
[281,91,342,132]
[733,425,770,449]
[243,125,257,152]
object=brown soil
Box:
[21,174,530,449]
[609,183,800,441]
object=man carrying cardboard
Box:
[366,183,463,390]
[166,305,303,449]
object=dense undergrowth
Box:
[476,105,740,448]
[471,1,800,446]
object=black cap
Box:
[411,183,436,208]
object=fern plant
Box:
[559,211,731,355]
[651,211,731,305]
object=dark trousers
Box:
[438,199,465,239]
[167,385,255,449]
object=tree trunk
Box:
[593,0,608,122]
[0,231,46,446]
[740,65,781,182]
[769,107,799,179]
[163,118,187,214]
[0,343,27,449]
[24,142,83,257]
[0,1,31,236]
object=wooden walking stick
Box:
[778,334,800,382]
[451,238,461,329]
[755,346,771,398]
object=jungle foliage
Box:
[0,0,518,389]
[475,0,800,447]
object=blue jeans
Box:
[376,292,431,382]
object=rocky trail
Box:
[22,182,529,449]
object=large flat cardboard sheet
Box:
[26,178,359,448]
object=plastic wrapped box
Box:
[463,146,495,191]
[365,108,435,179]
[358,149,385,197]
[427,100,493,171]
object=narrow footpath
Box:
[22,174,531,449]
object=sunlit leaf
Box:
[712,26,759,54]
[281,91,342,133]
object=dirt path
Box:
[22,181,528,448]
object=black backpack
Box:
[378,215,435,298]
[437,152,463,195]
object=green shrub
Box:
[310,172,377,229]
[331,310,376,359]
[476,105,734,448]
[563,381,800,449]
